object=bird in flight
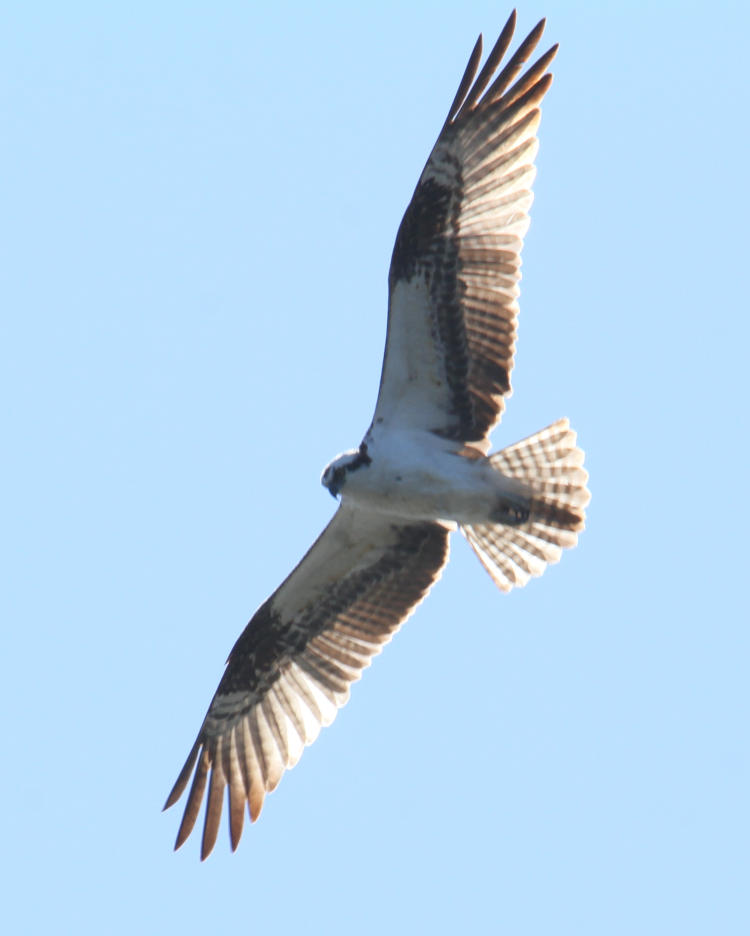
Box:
[165,10,590,859]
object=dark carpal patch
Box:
[389,176,454,285]
[215,598,284,702]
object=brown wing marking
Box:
[377,14,557,448]
[165,509,450,858]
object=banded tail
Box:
[462,419,590,591]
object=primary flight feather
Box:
[165,10,590,859]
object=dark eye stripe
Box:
[348,443,373,472]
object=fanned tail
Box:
[462,419,590,591]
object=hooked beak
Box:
[328,466,346,498]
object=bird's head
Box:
[321,442,372,498]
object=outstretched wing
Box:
[164,503,450,859]
[373,12,557,450]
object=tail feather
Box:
[462,419,590,592]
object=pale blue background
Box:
[3,1,748,933]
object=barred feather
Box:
[462,420,590,591]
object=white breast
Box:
[341,427,504,525]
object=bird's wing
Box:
[164,502,450,858]
[373,12,557,451]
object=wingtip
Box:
[545,42,560,76]
[163,737,201,812]
[538,71,554,94]
[249,786,265,823]
[174,822,192,852]
[200,830,217,861]
[163,779,185,813]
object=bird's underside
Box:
[165,11,590,859]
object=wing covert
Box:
[374,12,557,449]
[164,503,450,858]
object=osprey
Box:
[165,11,590,859]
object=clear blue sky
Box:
[3,1,748,933]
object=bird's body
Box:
[165,11,590,859]
[324,428,528,526]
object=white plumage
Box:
[165,11,590,859]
